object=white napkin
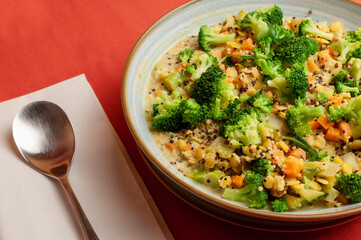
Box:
[0,75,171,240]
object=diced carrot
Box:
[183,143,193,151]
[221,49,229,58]
[317,115,335,129]
[241,38,254,51]
[226,78,233,83]
[231,175,245,188]
[266,91,273,99]
[323,54,330,62]
[176,64,186,71]
[271,150,285,164]
[289,148,307,160]
[231,56,243,63]
[307,75,315,82]
[281,156,303,178]
[164,143,175,152]
[325,127,341,141]
[307,60,319,73]
[155,91,162,97]
[336,193,349,204]
[308,119,321,130]
[331,95,343,105]
[339,121,352,138]
[328,47,335,58]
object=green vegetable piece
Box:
[285,98,324,136]
[251,158,274,177]
[291,185,326,203]
[333,38,360,64]
[198,25,235,51]
[178,48,195,65]
[222,172,268,209]
[317,92,327,103]
[163,71,184,91]
[204,170,223,188]
[189,170,205,184]
[284,133,325,161]
[336,173,361,202]
[299,19,333,40]
[274,36,319,65]
[348,57,361,81]
[270,198,289,212]
[303,167,318,188]
[327,106,345,121]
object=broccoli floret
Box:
[162,71,185,91]
[335,82,359,95]
[348,57,361,81]
[178,48,195,65]
[222,172,268,209]
[332,71,348,84]
[151,92,207,132]
[259,5,284,26]
[219,105,262,146]
[248,89,274,114]
[270,198,289,212]
[267,63,308,103]
[336,173,361,203]
[285,63,309,100]
[285,98,324,136]
[180,99,209,128]
[328,105,345,121]
[251,158,274,177]
[237,10,270,40]
[333,39,361,64]
[284,133,327,161]
[331,70,359,95]
[191,66,235,110]
[299,19,333,40]
[352,47,361,59]
[346,27,361,43]
[344,95,361,126]
[223,37,285,81]
[269,24,295,44]
[274,36,319,65]
[237,5,284,41]
[198,25,236,52]
[317,92,328,103]
[151,92,185,132]
[186,52,218,81]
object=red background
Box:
[1,0,361,239]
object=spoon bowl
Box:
[12,101,99,240]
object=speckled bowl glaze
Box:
[122,0,361,228]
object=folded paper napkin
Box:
[0,75,170,240]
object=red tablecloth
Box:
[1,1,361,239]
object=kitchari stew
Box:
[145,6,361,212]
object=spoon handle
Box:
[59,177,99,240]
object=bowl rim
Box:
[121,0,361,221]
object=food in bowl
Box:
[145,5,361,212]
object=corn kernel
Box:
[342,162,353,174]
[263,139,271,148]
[274,131,281,142]
[278,141,289,153]
[315,177,329,185]
[310,180,322,191]
[195,148,205,161]
[178,139,186,151]
[219,176,232,189]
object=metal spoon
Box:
[12,101,99,240]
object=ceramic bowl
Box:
[122,0,361,228]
